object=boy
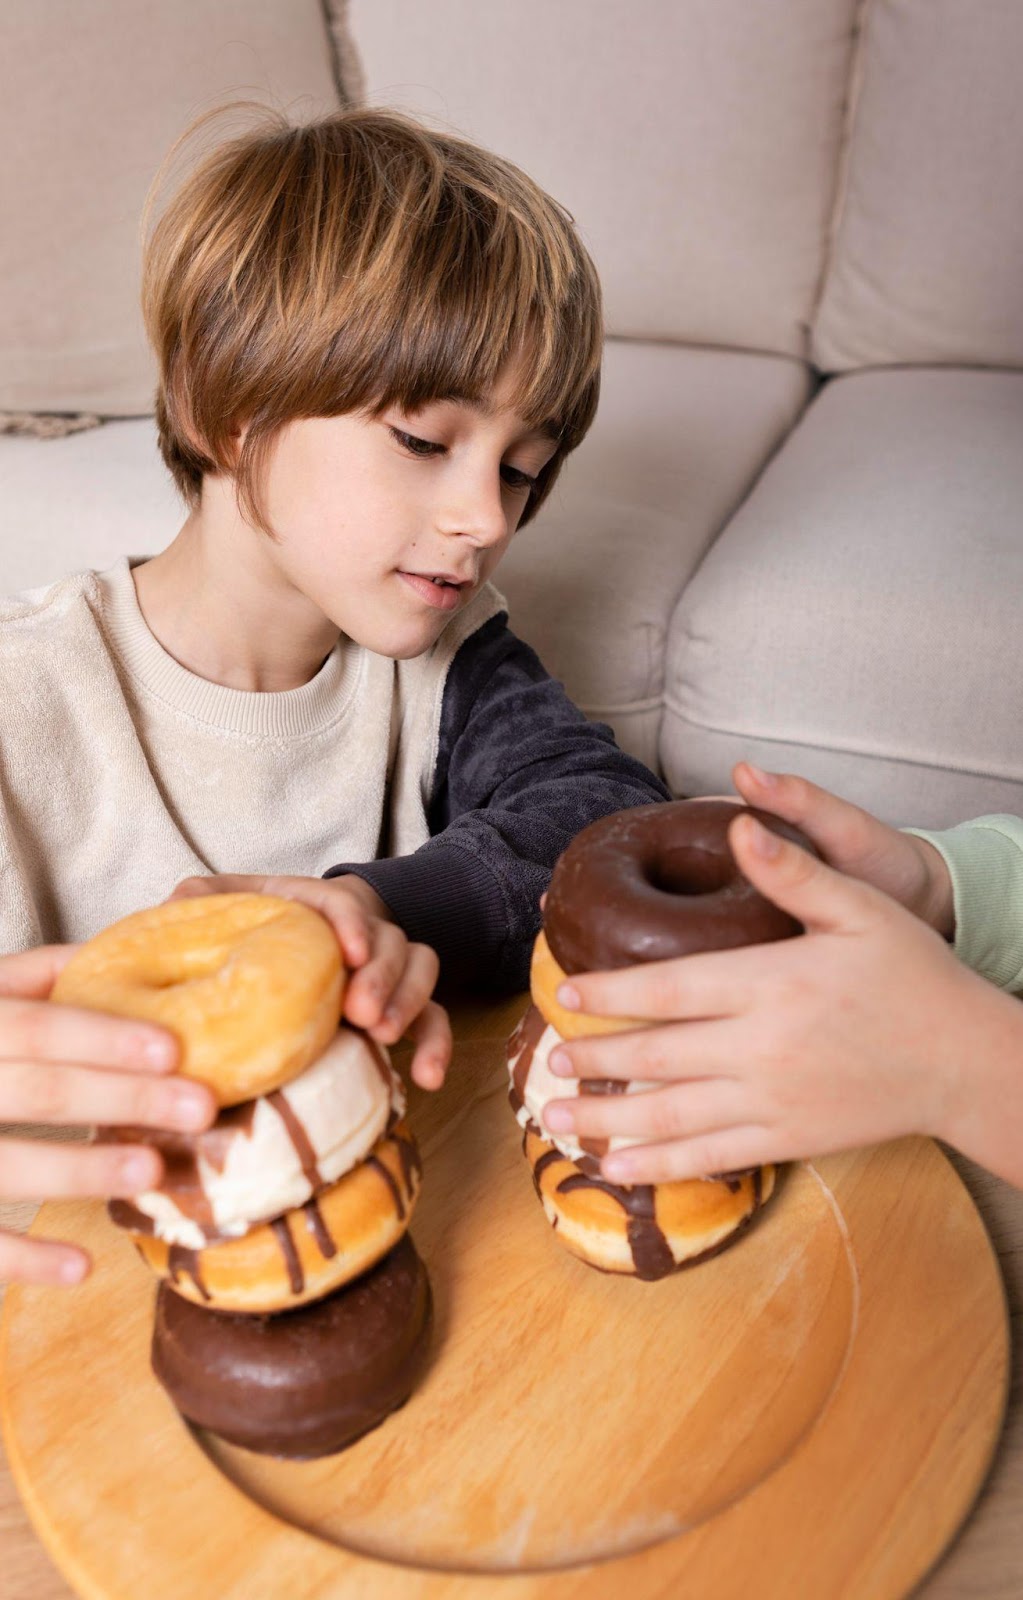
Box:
[0,107,668,1285]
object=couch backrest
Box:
[812,0,1023,372]
[0,0,341,417]
[335,0,858,361]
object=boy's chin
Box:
[342,615,452,660]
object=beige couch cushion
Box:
[495,339,813,771]
[0,422,179,591]
[337,0,857,358]
[663,368,1023,826]
[813,0,1023,372]
[0,1,341,416]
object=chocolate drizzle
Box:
[167,1243,210,1302]
[266,1089,322,1190]
[526,1129,771,1282]
[302,1196,338,1260]
[367,1039,395,1093]
[555,1172,676,1281]
[577,1077,627,1159]
[392,1127,421,1194]
[367,1155,407,1221]
[270,1215,304,1296]
[530,1147,563,1197]
[507,1005,546,1113]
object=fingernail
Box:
[747,817,781,859]
[140,1033,175,1070]
[58,1254,88,1285]
[544,1104,574,1133]
[548,1047,574,1077]
[746,763,775,787]
[602,1155,633,1183]
[120,1153,157,1190]
[168,1086,212,1130]
[556,984,580,1011]
[384,1005,401,1028]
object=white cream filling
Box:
[508,1017,656,1164]
[135,1027,404,1249]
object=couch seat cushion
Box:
[664,368,1023,825]
[0,420,179,592]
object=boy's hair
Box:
[142,107,603,534]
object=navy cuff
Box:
[324,844,511,990]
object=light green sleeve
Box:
[903,815,1023,995]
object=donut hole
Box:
[646,844,735,899]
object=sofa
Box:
[2,0,1022,830]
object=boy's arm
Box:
[326,614,669,993]
[904,815,1023,994]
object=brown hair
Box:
[142,106,603,534]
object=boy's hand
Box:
[0,945,214,1289]
[732,762,955,937]
[542,813,1014,1184]
[170,873,451,1090]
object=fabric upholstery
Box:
[337,0,857,357]
[813,0,1023,372]
[0,0,341,415]
[0,422,180,590]
[663,368,1023,825]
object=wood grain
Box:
[0,999,1017,1598]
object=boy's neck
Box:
[132,504,340,694]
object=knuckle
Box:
[8,999,49,1057]
[411,942,440,983]
[13,1062,69,1123]
[685,1137,734,1179]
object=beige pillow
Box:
[333,0,857,359]
[813,0,1023,371]
[663,368,1023,826]
[0,1,342,416]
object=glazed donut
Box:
[152,1234,433,1459]
[536,800,815,1039]
[101,1026,405,1249]
[52,893,344,1106]
[112,1122,422,1314]
[524,1126,774,1280]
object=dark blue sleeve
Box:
[325,614,670,994]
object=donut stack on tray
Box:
[53,893,432,1460]
[507,800,818,1280]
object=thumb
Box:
[729,812,882,935]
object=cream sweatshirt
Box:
[0,557,501,950]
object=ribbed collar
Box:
[96,557,360,738]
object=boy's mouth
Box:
[397,570,473,612]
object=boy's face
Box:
[254,361,559,659]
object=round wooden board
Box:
[1,1035,1010,1600]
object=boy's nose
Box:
[435,474,510,549]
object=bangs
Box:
[145,108,603,531]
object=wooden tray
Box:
[0,1030,1010,1600]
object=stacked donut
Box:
[53,893,432,1459]
[509,800,815,1280]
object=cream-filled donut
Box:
[507,1005,655,1168]
[109,1027,405,1250]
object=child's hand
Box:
[0,945,214,1289]
[170,873,451,1090]
[732,762,955,936]
[542,812,1023,1187]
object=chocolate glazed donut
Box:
[544,799,818,975]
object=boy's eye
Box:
[500,464,539,494]
[389,424,538,493]
[390,427,443,458]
